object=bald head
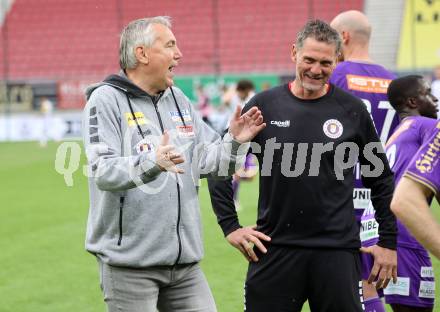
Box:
[330,10,371,45]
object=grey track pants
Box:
[98,259,217,312]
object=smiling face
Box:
[291,37,337,97]
[145,23,182,93]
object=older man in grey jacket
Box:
[83,16,265,312]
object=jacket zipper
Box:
[117,196,125,246]
[152,101,183,266]
[174,183,183,265]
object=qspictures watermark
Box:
[54,137,388,194]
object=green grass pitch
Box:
[1,141,439,312]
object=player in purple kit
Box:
[330,10,399,312]
[384,75,438,312]
[392,123,440,261]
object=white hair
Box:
[119,16,171,70]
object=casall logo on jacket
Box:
[270,120,291,128]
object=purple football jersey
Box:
[405,121,440,196]
[331,61,398,218]
[383,121,440,307]
[381,116,438,249]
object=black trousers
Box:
[244,246,364,312]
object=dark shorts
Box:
[384,247,435,308]
[244,246,364,312]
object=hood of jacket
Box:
[85,71,167,101]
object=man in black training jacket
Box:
[207,19,397,312]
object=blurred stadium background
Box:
[1,0,440,142]
[1,0,440,311]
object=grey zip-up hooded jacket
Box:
[83,72,248,268]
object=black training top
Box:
[208,83,397,250]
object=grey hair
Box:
[119,16,172,70]
[296,19,342,56]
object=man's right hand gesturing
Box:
[156,131,185,173]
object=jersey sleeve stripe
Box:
[404,172,438,195]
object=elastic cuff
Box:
[377,239,397,250]
[220,220,242,237]
[223,132,251,155]
[140,164,162,183]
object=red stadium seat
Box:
[0,0,363,79]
